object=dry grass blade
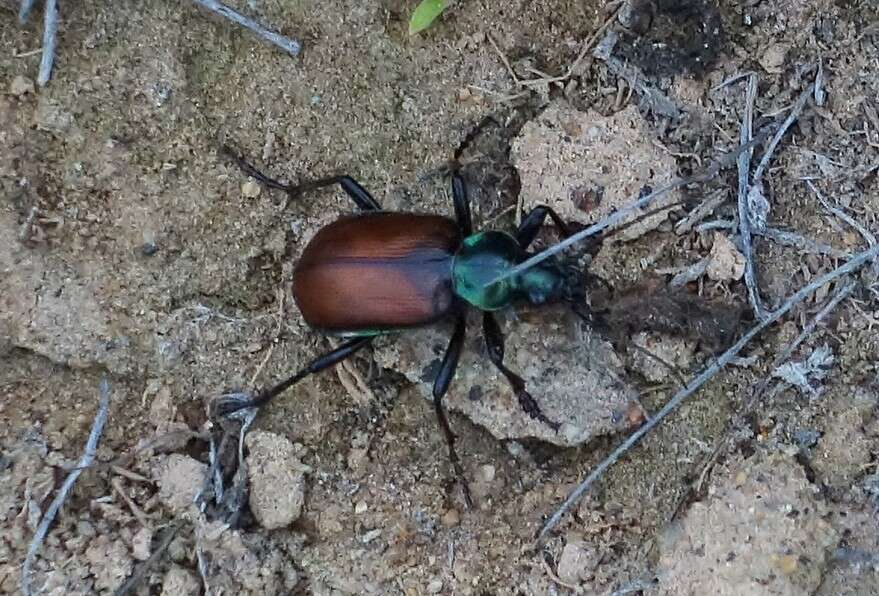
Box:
[753,82,815,183]
[759,226,849,258]
[113,522,182,596]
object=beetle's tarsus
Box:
[211,392,259,419]
[222,145,295,194]
[516,389,561,432]
[460,474,474,510]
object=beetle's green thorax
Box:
[452,231,566,311]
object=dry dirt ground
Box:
[2,0,879,594]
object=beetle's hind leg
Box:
[482,312,561,431]
[432,314,474,508]
[221,145,381,211]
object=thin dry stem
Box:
[536,245,879,544]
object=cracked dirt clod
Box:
[245,430,308,529]
[84,534,133,593]
[374,310,639,446]
[194,517,301,593]
[557,539,600,585]
[628,331,696,383]
[810,387,877,490]
[512,102,680,242]
[156,454,207,515]
[706,232,746,282]
[657,451,839,596]
[160,565,201,596]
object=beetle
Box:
[216,147,579,506]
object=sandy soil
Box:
[2,0,879,594]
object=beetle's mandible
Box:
[216,147,579,507]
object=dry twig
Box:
[695,278,855,494]
[736,74,765,319]
[190,0,301,57]
[807,180,877,247]
[21,379,112,595]
[18,0,36,23]
[37,0,58,85]
[536,244,879,544]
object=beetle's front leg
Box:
[515,205,572,249]
[482,312,560,431]
[432,313,474,508]
[450,173,473,236]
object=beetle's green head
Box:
[516,259,567,305]
[452,231,569,311]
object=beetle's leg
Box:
[482,312,561,431]
[293,176,381,211]
[213,337,373,417]
[222,146,381,211]
[432,314,474,508]
[515,205,572,249]
[223,145,295,193]
[451,173,473,236]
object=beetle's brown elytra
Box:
[293,213,461,334]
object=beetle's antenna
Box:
[482,131,772,288]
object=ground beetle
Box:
[217,147,580,505]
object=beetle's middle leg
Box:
[515,205,572,249]
[482,312,560,432]
[222,146,381,211]
[432,313,474,508]
[213,336,373,417]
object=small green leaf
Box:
[409,0,448,36]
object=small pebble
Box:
[131,526,153,561]
[140,242,159,256]
[76,520,97,538]
[354,500,368,514]
[167,535,188,562]
[557,539,599,584]
[441,508,460,528]
[426,579,443,594]
[361,528,382,543]
[778,554,798,575]
[241,179,262,198]
[160,565,200,596]
[10,75,35,96]
[245,431,307,529]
